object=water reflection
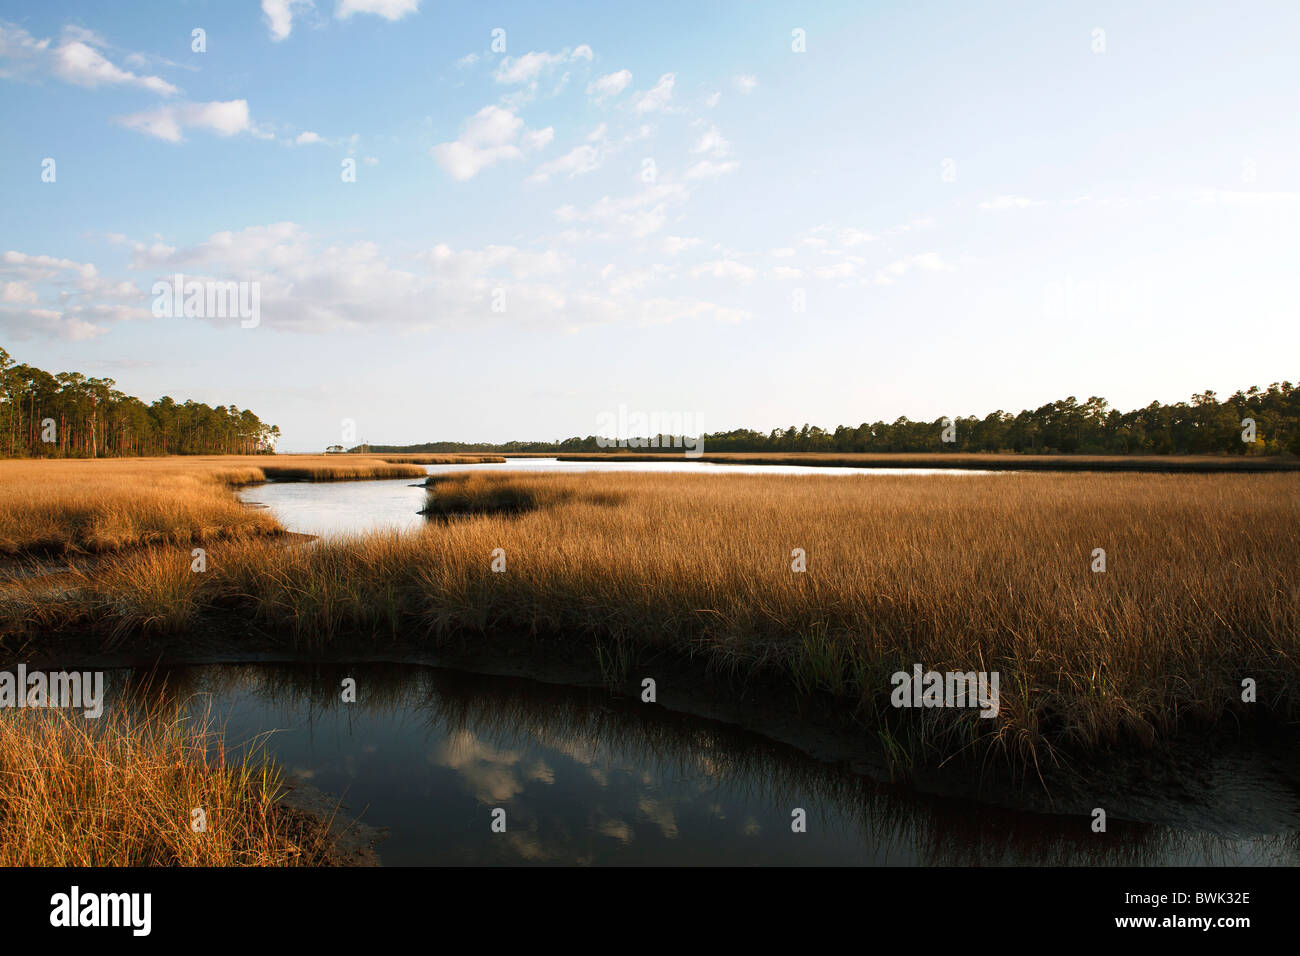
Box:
[236,457,995,538]
[101,663,1298,866]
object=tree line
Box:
[0,347,280,458]
[368,382,1300,457]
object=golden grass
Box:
[0,455,426,554]
[422,471,629,516]
[9,468,1295,772]
[550,451,1300,472]
[0,703,338,865]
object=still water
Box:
[110,663,1295,866]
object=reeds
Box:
[552,451,1300,472]
[0,455,426,554]
[421,471,628,517]
[0,701,339,865]
[8,469,1294,771]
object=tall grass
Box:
[12,468,1296,772]
[0,702,339,865]
[422,471,628,516]
[551,451,1300,472]
[0,455,425,554]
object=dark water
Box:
[103,663,1298,866]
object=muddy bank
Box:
[278,779,387,866]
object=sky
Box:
[1,0,1298,451]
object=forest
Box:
[0,347,279,458]
[370,382,1300,457]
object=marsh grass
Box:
[421,471,629,517]
[0,699,339,865]
[5,467,1298,774]
[0,455,426,555]
[552,451,1300,472]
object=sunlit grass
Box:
[0,702,339,866]
[8,468,1295,772]
[0,455,428,554]
[549,451,1300,471]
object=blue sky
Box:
[2,0,1298,450]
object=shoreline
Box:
[12,613,1300,839]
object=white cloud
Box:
[838,227,876,246]
[262,0,315,41]
[0,24,178,94]
[1,280,38,303]
[123,224,741,333]
[690,259,756,281]
[139,222,306,270]
[661,236,702,256]
[685,159,738,180]
[872,252,954,285]
[603,264,671,296]
[295,130,324,145]
[704,91,721,108]
[633,73,675,113]
[456,52,479,68]
[115,223,439,333]
[431,105,551,180]
[521,127,554,150]
[529,144,603,183]
[10,225,753,340]
[429,243,573,280]
[1193,190,1300,206]
[978,195,1041,211]
[2,250,98,280]
[53,40,178,94]
[733,74,758,94]
[977,194,1137,211]
[0,23,50,78]
[0,250,144,340]
[496,47,595,85]
[495,51,567,85]
[0,307,107,341]
[336,0,421,21]
[587,69,632,102]
[690,125,730,157]
[768,266,803,279]
[115,100,255,143]
[632,298,750,325]
[555,183,689,238]
[120,239,177,269]
[889,216,936,234]
[812,258,863,279]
